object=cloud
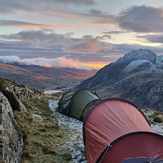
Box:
[0,30,123,68]
[0,56,20,63]
[0,30,112,67]
[65,5,163,33]
[0,30,111,55]
[1,29,163,69]
[0,55,60,67]
[102,30,128,34]
[0,55,105,69]
[54,0,96,5]
[89,6,163,33]
[0,30,76,49]
[0,2,116,32]
[139,34,163,43]
[67,38,110,54]
[0,0,96,14]
[0,20,73,30]
[118,6,163,32]
[89,9,104,16]
[87,9,117,24]
[2,3,163,35]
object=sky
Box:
[1,0,163,69]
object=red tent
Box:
[83,98,163,163]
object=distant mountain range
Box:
[59,49,163,112]
[0,62,95,90]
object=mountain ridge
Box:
[0,62,96,90]
[77,49,163,111]
[59,49,163,112]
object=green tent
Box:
[68,90,99,120]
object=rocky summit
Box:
[60,49,163,112]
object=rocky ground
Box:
[14,93,163,163]
[49,99,163,163]
[0,78,75,163]
[49,99,86,163]
[1,77,163,163]
[143,109,163,135]
[14,92,86,163]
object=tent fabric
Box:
[100,132,163,163]
[83,99,155,163]
[68,90,99,120]
[122,155,163,163]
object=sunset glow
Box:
[1,1,163,69]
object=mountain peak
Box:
[121,49,157,64]
[73,49,163,111]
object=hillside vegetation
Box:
[0,78,73,163]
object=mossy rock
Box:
[148,111,163,123]
[153,114,163,123]
[62,153,72,161]
[0,79,8,90]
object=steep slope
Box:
[78,49,157,89]
[97,70,163,110]
[59,49,163,112]
[77,49,163,111]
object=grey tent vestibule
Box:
[58,90,99,120]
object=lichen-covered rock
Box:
[0,92,23,163]
[58,91,75,115]
[0,77,42,101]
[2,90,27,112]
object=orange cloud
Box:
[15,21,100,31]
[0,20,76,30]
[57,57,107,69]
[83,61,107,69]
[68,39,105,53]
[16,22,74,30]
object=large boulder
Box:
[2,90,27,112]
[0,92,23,163]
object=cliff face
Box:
[0,92,23,163]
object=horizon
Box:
[1,1,163,69]
[0,48,161,71]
